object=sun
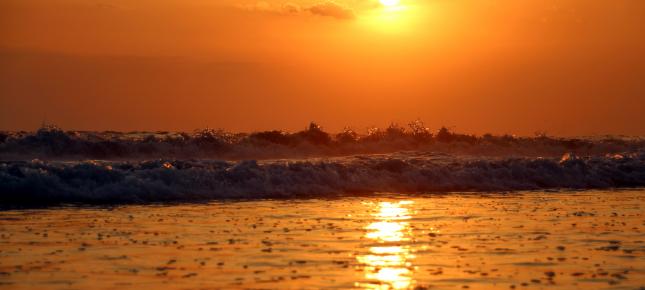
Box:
[380,0,400,7]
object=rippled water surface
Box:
[1,190,644,289]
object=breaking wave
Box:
[1,123,644,160]
[1,152,644,206]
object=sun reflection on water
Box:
[356,201,416,290]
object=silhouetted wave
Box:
[1,152,643,206]
[1,123,643,160]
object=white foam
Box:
[1,152,643,205]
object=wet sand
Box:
[0,190,644,289]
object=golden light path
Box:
[356,201,416,290]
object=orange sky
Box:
[1,0,644,135]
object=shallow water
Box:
[1,190,644,289]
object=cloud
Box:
[240,1,273,12]
[306,1,355,20]
[240,1,355,20]
[282,2,302,14]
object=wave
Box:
[1,152,644,206]
[1,124,644,160]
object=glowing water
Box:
[1,191,643,289]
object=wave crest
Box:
[1,123,644,160]
[1,152,644,205]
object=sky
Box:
[1,0,644,135]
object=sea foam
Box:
[1,152,643,205]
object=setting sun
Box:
[380,0,400,7]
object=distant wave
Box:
[1,152,643,205]
[1,123,644,160]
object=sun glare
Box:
[380,0,400,7]
[360,0,416,33]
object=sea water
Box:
[1,190,643,289]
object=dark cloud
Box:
[282,2,301,14]
[306,1,355,20]
[241,1,355,20]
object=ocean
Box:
[1,191,643,289]
[0,127,644,289]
